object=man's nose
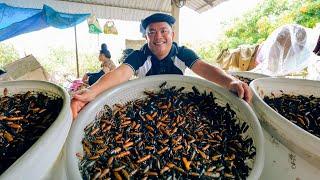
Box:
[155,31,163,38]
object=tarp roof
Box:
[0,3,90,41]
[1,0,228,21]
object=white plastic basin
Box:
[228,71,270,84]
[66,75,265,180]
[250,78,320,167]
[0,80,72,179]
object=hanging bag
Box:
[87,15,102,34]
[104,20,118,35]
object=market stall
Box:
[1,1,319,179]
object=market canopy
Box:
[1,0,228,43]
[0,3,90,41]
[0,0,228,77]
[1,0,228,21]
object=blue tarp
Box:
[0,3,90,41]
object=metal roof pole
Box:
[74,25,80,78]
[171,1,180,44]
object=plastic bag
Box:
[87,15,102,34]
[307,56,320,80]
[104,20,118,35]
[252,24,313,76]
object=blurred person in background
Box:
[72,13,252,119]
[82,43,116,85]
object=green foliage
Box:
[0,43,103,84]
[196,46,219,61]
[0,43,19,67]
[294,0,320,28]
[41,46,75,75]
[79,53,101,74]
[183,42,220,63]
[38,46,100,83]
[222,0,300,49]
[196,0,320,63]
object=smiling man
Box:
[71,13,252,119]
[124,14,196,77]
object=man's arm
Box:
[71,64,134,119]
[191,59,252,102]
[191,60,234,88]
[89,64,133,96]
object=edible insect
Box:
[79,82,256,179]
[0,89,63,174]
[264,93,320,138]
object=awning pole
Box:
[171,0,180,44]
[74,25,80,78]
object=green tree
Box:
[222,0,300,49]
[42,46,75,74]
[41,46,99,75]
[38,46,101,84]
[0,43,19,67]
[294,0,320,28]
[79,53,100,75]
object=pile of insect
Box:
[0,80,72,179]
[66,75,265,179]
[251,78,320,179]
[228,71,270,86]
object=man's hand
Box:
[191,60,252,103]
[71,89,96,120]
[70,64,134,120]
[228,80,252,103]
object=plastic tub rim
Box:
[66,74,265,180]
[0,80,72,179]
[250,77,320,140]
[250,77,320,167]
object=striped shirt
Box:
[123,42,199,77]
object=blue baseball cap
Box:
[141,13,176,30]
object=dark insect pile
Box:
[264,93,320,138]
[0,88,63,174]
[233,75,254,85]
[79,82,256,180]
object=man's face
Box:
[145,22,175,60]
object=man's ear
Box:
[172,30,175,40]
